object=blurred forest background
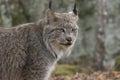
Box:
[1,0,120,77]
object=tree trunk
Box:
[94,0,107,71]
[0,0,12,27]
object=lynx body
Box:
[0,2,78,80]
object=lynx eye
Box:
[72,28,77,32]
[59,29,65,33]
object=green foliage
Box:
[0,9,2,26]
[115,57,120,71]
[11,12,27,26]
[78,0,96,19]
[53,64,78,76]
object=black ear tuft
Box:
[49,0,52,9]
[73,0,78,15]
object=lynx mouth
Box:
[60,42,72,46]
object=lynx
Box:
[0,1,78,80]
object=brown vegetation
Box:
[52,71,120,80]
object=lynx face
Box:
[43,9,78,57]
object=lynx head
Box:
[43,0,78,58]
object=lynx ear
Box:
[45,0,57,24]
[73,0,78,15]
[45,9,57,24]
[49,0,52,9]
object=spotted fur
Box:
[0,9,78,80]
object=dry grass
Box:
[52,71,120,80]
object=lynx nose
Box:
[66,37,72,43]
